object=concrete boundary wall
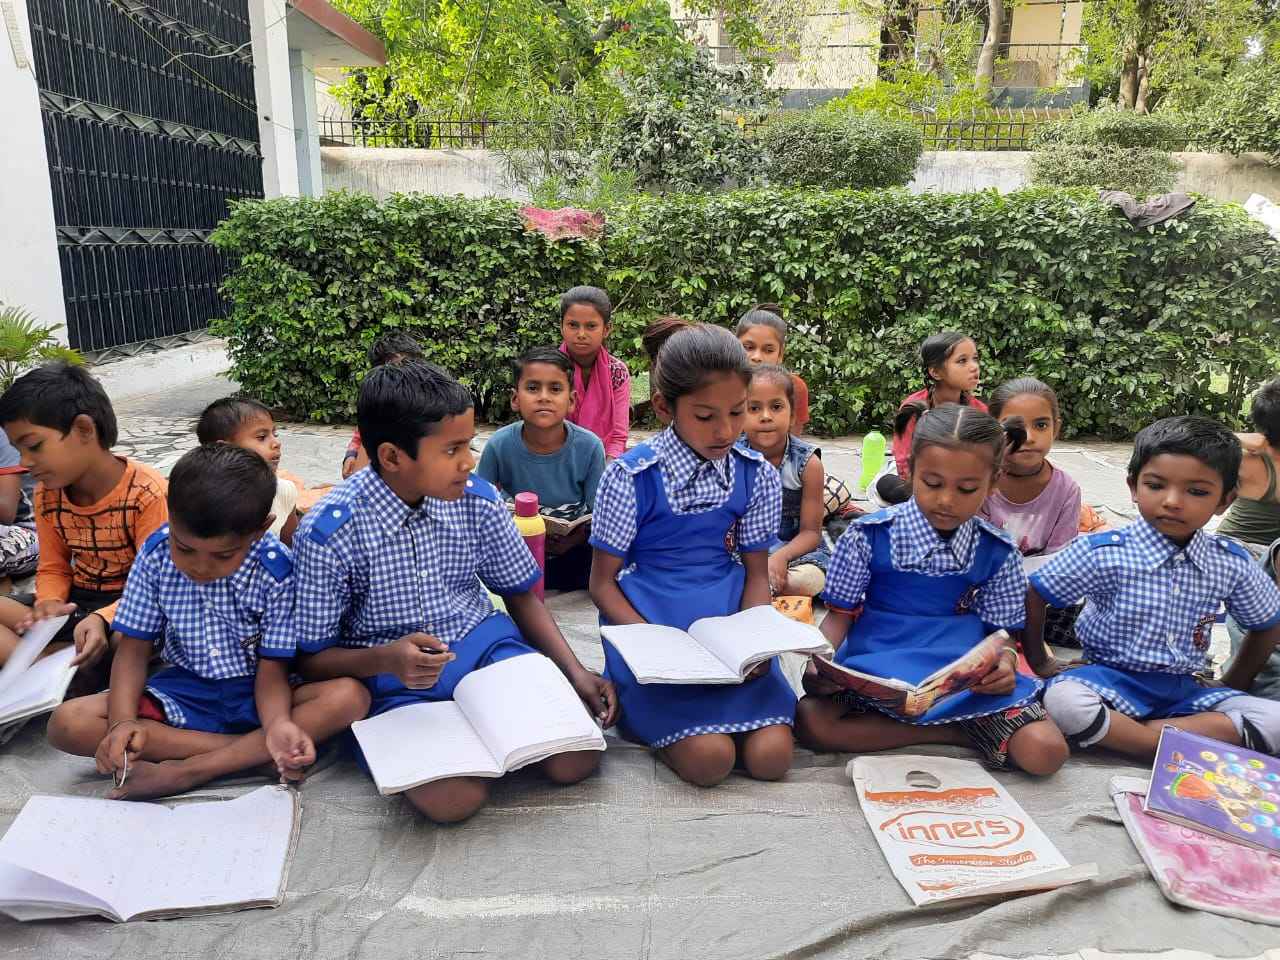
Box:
[322,147,1280,204]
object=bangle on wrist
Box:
[107,718,139,735]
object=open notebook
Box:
[0,615,74,740]
[352,653,606,795]
[0,785,300,922]
[601,605,831,684]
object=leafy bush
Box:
[1196,61,1280,164]
[1034,106,1190,149]
[759,111,923,188]
[213,189,1280,437]
[1030,143,1181,196]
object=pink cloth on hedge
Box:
[560,342,631,458]
[979,461,1082,556]
[891,388,988,477]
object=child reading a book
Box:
[739,364,828,598]
[797,403,1068,774]
[477,347,605,592]
[294,360,617,823]
[45,444,369,799]
[196,397,299,546]
[0,364,167,683]
[590,323,795,788]
[342,331,425,480]
[559,286,630,459]
[735,305,809,435]
[1028,416,1280,760]
[874,332,987,507]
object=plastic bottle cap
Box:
[514,491,540,517]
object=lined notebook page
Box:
[0,615,69,692]
[599,624,737,683]
[353,701,502,792]
[0,647,77,722]
[691,606,828,675]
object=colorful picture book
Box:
[1144,726,1280,856]
[811,630,1011,718]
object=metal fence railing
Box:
[319,117,522,149]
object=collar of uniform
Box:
[1129,517,1212,572]
[349,467,425,533]
[652,427,732,492]
[891,498,978,568]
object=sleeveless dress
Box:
[599,443,797,748]
[831,511,1043,725]
[741,435,832,572]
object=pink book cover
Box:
[1112,776,1280,926]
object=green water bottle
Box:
[859,430,887,492]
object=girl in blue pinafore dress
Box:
[796,402,1069,775]
[589,322,796,787]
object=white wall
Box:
[249,0,300,197]
[322,147,526,200]
[289,48,322,196]
[0,1,68,340]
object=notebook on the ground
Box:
[1144,726,1280,855]
[0,785,300,922]
[600,605,831,684]
[811,630,1011,718]
[0,615,74,735]
[351,653,606,794]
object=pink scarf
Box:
[559,341,629,457]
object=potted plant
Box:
[0,304,83,392]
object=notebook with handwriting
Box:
[600,605,831,684]
[0,785,299,922]
[352,653,606,795]
[0,615,74,738]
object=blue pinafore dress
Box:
[833,514,1043,725]
[601,444,798,748]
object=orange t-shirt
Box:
[790,373,810,434]
[34,457,168,625]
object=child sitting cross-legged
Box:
[293,360,617,824]
[477,346,605,592]
[46,444,370,799]
[1028,416,1280,760]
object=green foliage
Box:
[1034,105,1189,149]
[0,305,83,391]
[1195,60,1280,164]
[1030,144,1180,196]
[760,111,923,189]
[213,190,1280,438]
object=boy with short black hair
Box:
[294,360,617,824]
[477,346,605,591]
[341,330,427,479]
[0,363,167,677]
[1027,415,1280,759]
[46,444,369,799]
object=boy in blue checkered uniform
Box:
[1026,416,1280,760]
[293,361,617,824]
[47,445,370,799]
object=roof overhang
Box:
[286,0,387,68]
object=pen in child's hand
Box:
[114,751,129,789]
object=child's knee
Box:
[1042,680,1110,748]
[46,695,106,755]
[742,724,794,781]
[786,565,826,598]
[542,748,600,785]
[1216,695,1280,754]
[795,695,840,750]
[405,777,490,824]
[330,678,371,721]
[666,734,736,787]
[1009,720,1070,776]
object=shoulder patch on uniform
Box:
[854,508,895,527]
[141,525,170,556]
[616,442,659,476]
[1213,534,1252,562]
[1087,530,1127,549]
[308,501,354,545]
[731,443,763,463]
[974,515,1017,547]
[463,473,498,502]
[259,541,293,582]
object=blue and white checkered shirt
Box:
[824,499,1028,629]
[1031,518,1280,673]
[591,427,781,555]
[111,526,295,679]
[292,468,540,652]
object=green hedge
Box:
[212,189,1280,438]
[759,111,923,189]
[1029,143,1182,197]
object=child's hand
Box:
[971,648,1018,695]
[71,614,109,667]
[18,599,76,631]
[570,669,618,727]
[381,633,455,689]
[1034,655,1085,679]
[767,555,789,596]
[266,719,316,782]
[802,657,842,696]
[95,720,146,776]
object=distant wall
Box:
[322,147,1280,204]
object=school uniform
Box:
[292,467,542,719]
[111,526,295,733]
[590,427,794,748]
[821,500,1045,765]
[1033,519,1280,752]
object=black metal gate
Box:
[26,0,264,353]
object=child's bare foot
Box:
[107,759,202,801]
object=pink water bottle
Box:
[513,492,546,599]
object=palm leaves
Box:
[0,306,83,392]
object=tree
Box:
[974,0,1004,88]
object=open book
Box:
[504,501,592,537]
[351,653,606,795]
[811,630,1011,718]
[0,615,74,740]
[600,605,831,684]
[0,785,300,922]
